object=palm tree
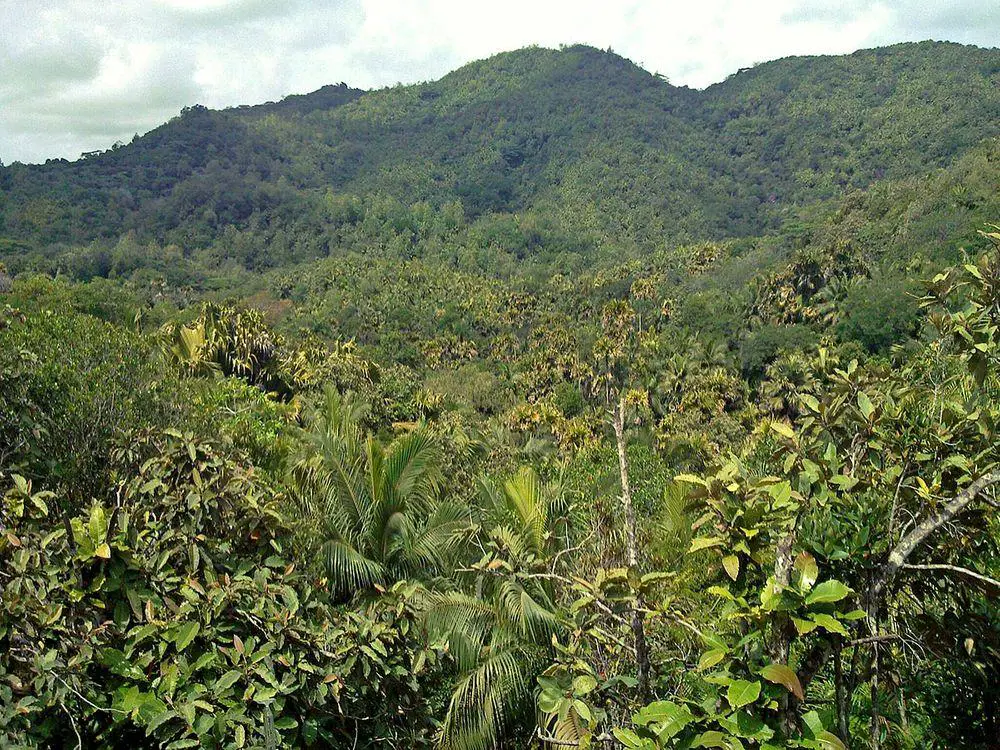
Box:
[288,387,471,597]
[812,275,854,327]
[424,467,569,750]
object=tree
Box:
[288,387,471,598]
[590,300,653,698]
[425,467,569,749]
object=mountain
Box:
[2,41,999,267]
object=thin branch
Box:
[550,533,593,574]
[848,635,902,647]
[901,563,1000,589]
[60,702,82,750]
[53,675,128,715]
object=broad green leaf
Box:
[733,711,774,741]
[805,579,850,605]
[857,391,874,420]
[727,679,761,709]
[793,552,818,591]
[770,421,795,439]
[538,691,561,714]
[700,631,728,651]
[719,711,774,741]
[698,648,727,671]
[88,504,108,543]
[760,663,804,700]
[573,699,593,724]
[722,555,740,581]
[174,622,200,652]
[800,394,821,413]
[766,480,792,504]
[802,710,825,737]
[690,537,725,552]
[816,731,848,750]
[840,608,867,620]
[811,613,848,636]
[214,670,242,692]
[612,728,645,749]
[145,709,176,735]
[573,675,598,695]
[692,730,730,748]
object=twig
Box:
[848,635,901,647]
[53,675,128,715]
[61,701,82,750]
[901,563,1000,589]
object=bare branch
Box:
[60,702,82,750]
[880,470,1000,591]
[901,563,1000,589]
[848,635,902,647]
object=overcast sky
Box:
[2,0,998,164]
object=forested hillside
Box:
[1,40,999,749]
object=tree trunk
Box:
[834,644,851,747]
[612,396,650,698]
[870,641,880,750]
[613,397,640,569]
[770,527,799,737]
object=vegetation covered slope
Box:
[3,41,1000,254]
[1,38,1000,750]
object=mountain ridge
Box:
[2,40,999,260]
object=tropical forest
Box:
[1,38,1000,749]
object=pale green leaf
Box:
[727,679,761,709]
[805,579,850,605]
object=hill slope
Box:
[1,41,999,266]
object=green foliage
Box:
[740,325,818,379]
[288,388,470,597]
[0,434,439,747]
[0,304,178,499]
[835,277,920,353]
[2,39,1000,750]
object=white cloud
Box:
[0,0,997,163]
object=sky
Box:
[1,0,998,164]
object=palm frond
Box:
[421,591,498,672]
[438,647,534,750]
[399,502,473,574]
[321,539,386,596]
[487,524,529,560]
[384,428,441,512]
[502,467,547,555]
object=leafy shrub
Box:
[836,278,921,353]
[0,432,440,748]
[739,324,818,378]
